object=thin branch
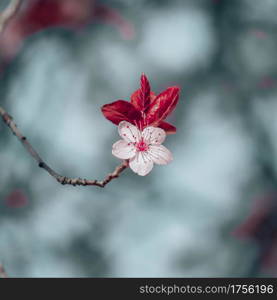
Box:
[0,264,8,278]
[0,107,129,187]
[0,1,22,276]
[0,0,22,34]
[0,0,129,188]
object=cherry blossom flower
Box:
[102,73,180,135]
[112,121,172,176]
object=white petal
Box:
[112,140,136,159]
[129,152,154,176]
[148,145,173,165]
[118,121,140,143]
[142,126,166,145]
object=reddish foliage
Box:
[102,73,180,134]
[233,193,277,274]
[5,189,28,208]
[94,4,135,39]
[253,29,267,39]
[232,196,271,239]
[0,0,134,61]
[258,77,275,89]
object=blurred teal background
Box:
[0,0,277,277]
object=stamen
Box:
[135,138,149,152]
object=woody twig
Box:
[0,0,128,188]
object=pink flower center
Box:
[135,139,149,152]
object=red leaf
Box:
[131,90,156,110]
[101,74,180,134]
[159,121,176,134]
[146,86,180,126]
[130,73,151,112]
[101,100,141,125]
